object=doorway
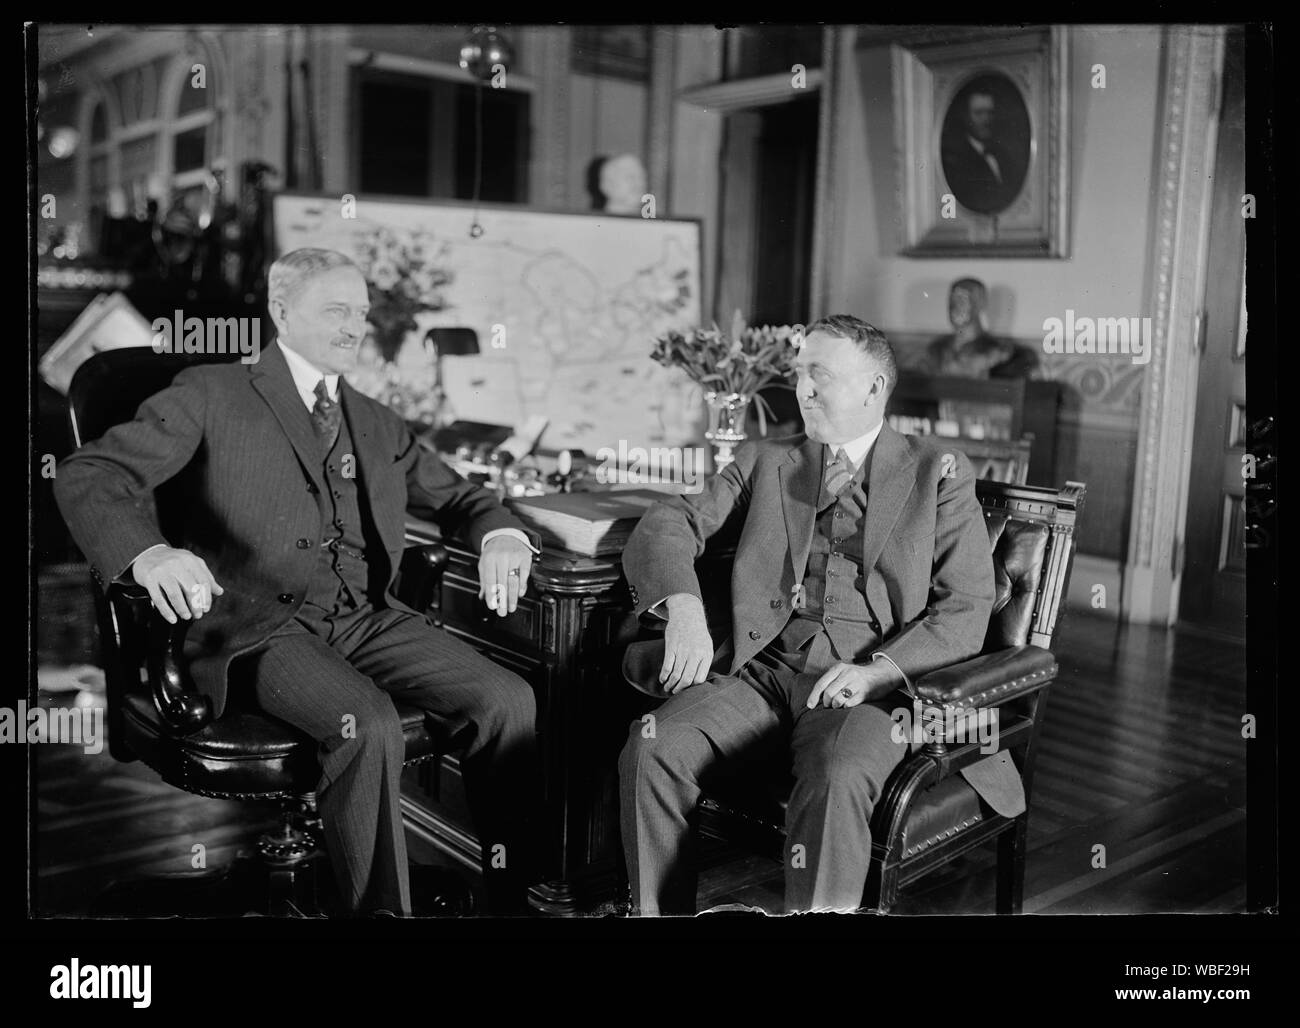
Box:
[1180,28,1246,631]
[716,93,819,432]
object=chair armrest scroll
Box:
[145,613,213,736]
[107,581,151,610]
[398,542,450,613]
[912,645,1057,708]
[108,584,213,736]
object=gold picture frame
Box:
[893,25,1070,257]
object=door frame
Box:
[1121,25,1228,626]
[677,62,825,324]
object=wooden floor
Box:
[32,609,1247,917]
[692,611,1249,914]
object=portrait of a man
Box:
[940,73,1032,216]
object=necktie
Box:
[311,378,342,452]
[823,448,854,499]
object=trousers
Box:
[618,637,908,914]
[238,605,538,915]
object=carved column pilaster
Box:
[1123,25,1226,624]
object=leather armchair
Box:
[64,349,470,916]
[630,478,1085,913]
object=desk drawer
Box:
[439,574,547,654]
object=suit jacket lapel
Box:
[778,437,823,585]
[249,342,325,493]
[338,380,397,552]
[860,424,916,573]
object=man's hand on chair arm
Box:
[658,593,715,695]
[130,544,224,624]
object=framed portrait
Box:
[892,26,1069,257]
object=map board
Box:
[272,193,705,453]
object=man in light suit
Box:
[55,248,539,916]
[619,315,1011,914]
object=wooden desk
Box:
[400,524,648,914]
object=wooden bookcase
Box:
[888,372,1061,487]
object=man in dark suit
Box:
[55,248,539,916]
[619,315,1011,914]
[941,89,1021,215]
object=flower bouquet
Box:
[345,226,456,423]
[650,311,801,467]
[353,226,454,364]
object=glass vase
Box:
[703,391,751,471]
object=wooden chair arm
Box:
[397,541,450,613]
[107,582,212,736]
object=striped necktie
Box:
[823,447,854,499]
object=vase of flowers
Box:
[356,226,454,362]
[701,392,751,469]
[344,226,456,424]
[651,311,801,469]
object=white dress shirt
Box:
[827,420,884,475]
[278,338,339,408]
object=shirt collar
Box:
[278,340,339,409]
[829,421,884,473]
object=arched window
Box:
[168,58,219,185]
[161,46,228,232]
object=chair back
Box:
[68,348,241,449]
[66,350,243,758]
[976,480,1085,652]
[69,349,245,550]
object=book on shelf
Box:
[507,488,667,556]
